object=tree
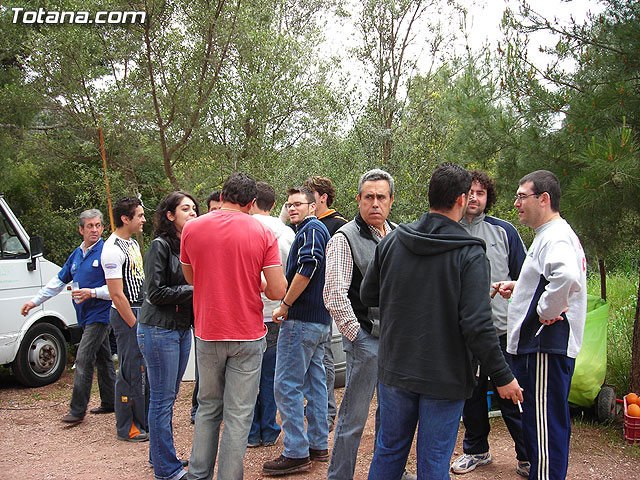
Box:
[500,0,640,391]
[352,0,458,164]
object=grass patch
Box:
[587,271,638,396]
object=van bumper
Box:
[0,332,20,365]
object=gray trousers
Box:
[69,322,116,417]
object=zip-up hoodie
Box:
[361,212,514,400]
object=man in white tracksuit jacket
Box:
[495,170,587,480]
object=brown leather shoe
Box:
[309,448,329,462]
[263,455,312,476]
[61,413,84,424]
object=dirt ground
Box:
[1,370,638,479]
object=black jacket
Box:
[317,209,348,236]
[139,236,194,330]
[361,213,514,400]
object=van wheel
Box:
[12,323,67,387]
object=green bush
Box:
[588,272,638,396]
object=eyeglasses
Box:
[514,193,540,202]
[285,202,312,209]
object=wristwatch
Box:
[91,289,96,298]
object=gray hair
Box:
[78,209,104,227]
[358,169,395,197]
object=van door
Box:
[0,204,44,359]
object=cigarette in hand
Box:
[490,285,500,299]
[535,324,544,337]
[517,400,523,413]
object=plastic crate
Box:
[623,397,640,444]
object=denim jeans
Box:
[462,334,527,461]
[69,322,116,417]
[274,319,330,459]
[321,334,337,423]
[187,337,264,480]
[110,307,148,439]
[328,328,380,480]
[248,341,281,444]
[137,323,191,480]
[368,382,464,480]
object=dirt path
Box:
[1,371,638,479]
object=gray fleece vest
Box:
[339,221,382,337]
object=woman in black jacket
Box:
[137,191,199,480]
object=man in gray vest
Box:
[324,169,414,480]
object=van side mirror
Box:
[28,235,44,271]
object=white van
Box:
[0,195,81,387]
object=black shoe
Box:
[181,459,189,467]
[117,432,149,442]
[263,455,312,476]
[90,406,114,414]
[309,448,329,462]
[61,413,84,424]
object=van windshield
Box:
[0,208,28,258]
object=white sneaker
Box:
[450,452,492,474]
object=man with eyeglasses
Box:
[451,171,529,477]
[21,209,115,426]
[494,170,587,480]
[263,186,332,476]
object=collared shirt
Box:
[31,241,110,305]
[324,221,390,341]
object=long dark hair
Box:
[154,191,200,253]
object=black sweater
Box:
[360,213,514,400]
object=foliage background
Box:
[1,0,638,391]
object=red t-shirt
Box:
[180,210,281,341]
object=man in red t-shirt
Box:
[181,173,287,480]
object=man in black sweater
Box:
[362,163,523,480]
[303,176,347,432]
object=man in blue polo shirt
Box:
[21,209,115,425]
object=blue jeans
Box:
[321,334,337,423]
[69,322,116,417]
[137,324,191,480]
[187,337,265,480]
[328,328,380,480]
[274,319,330,459]
[368,382,464,480]
[249,342,281,444]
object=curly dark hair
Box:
[154,191,200,253]
[470,170,498,214]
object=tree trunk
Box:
[598,257,606,301]
[630,257,640,393]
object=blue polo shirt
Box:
[58,238,111,327]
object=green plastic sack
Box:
[568,294,609,407]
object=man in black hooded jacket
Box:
[361,162,523,480]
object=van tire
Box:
[12,323,68,387]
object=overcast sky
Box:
[321,0,605,99]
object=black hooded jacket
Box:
[360,212,514,400]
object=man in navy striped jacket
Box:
[264,186,332,476]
